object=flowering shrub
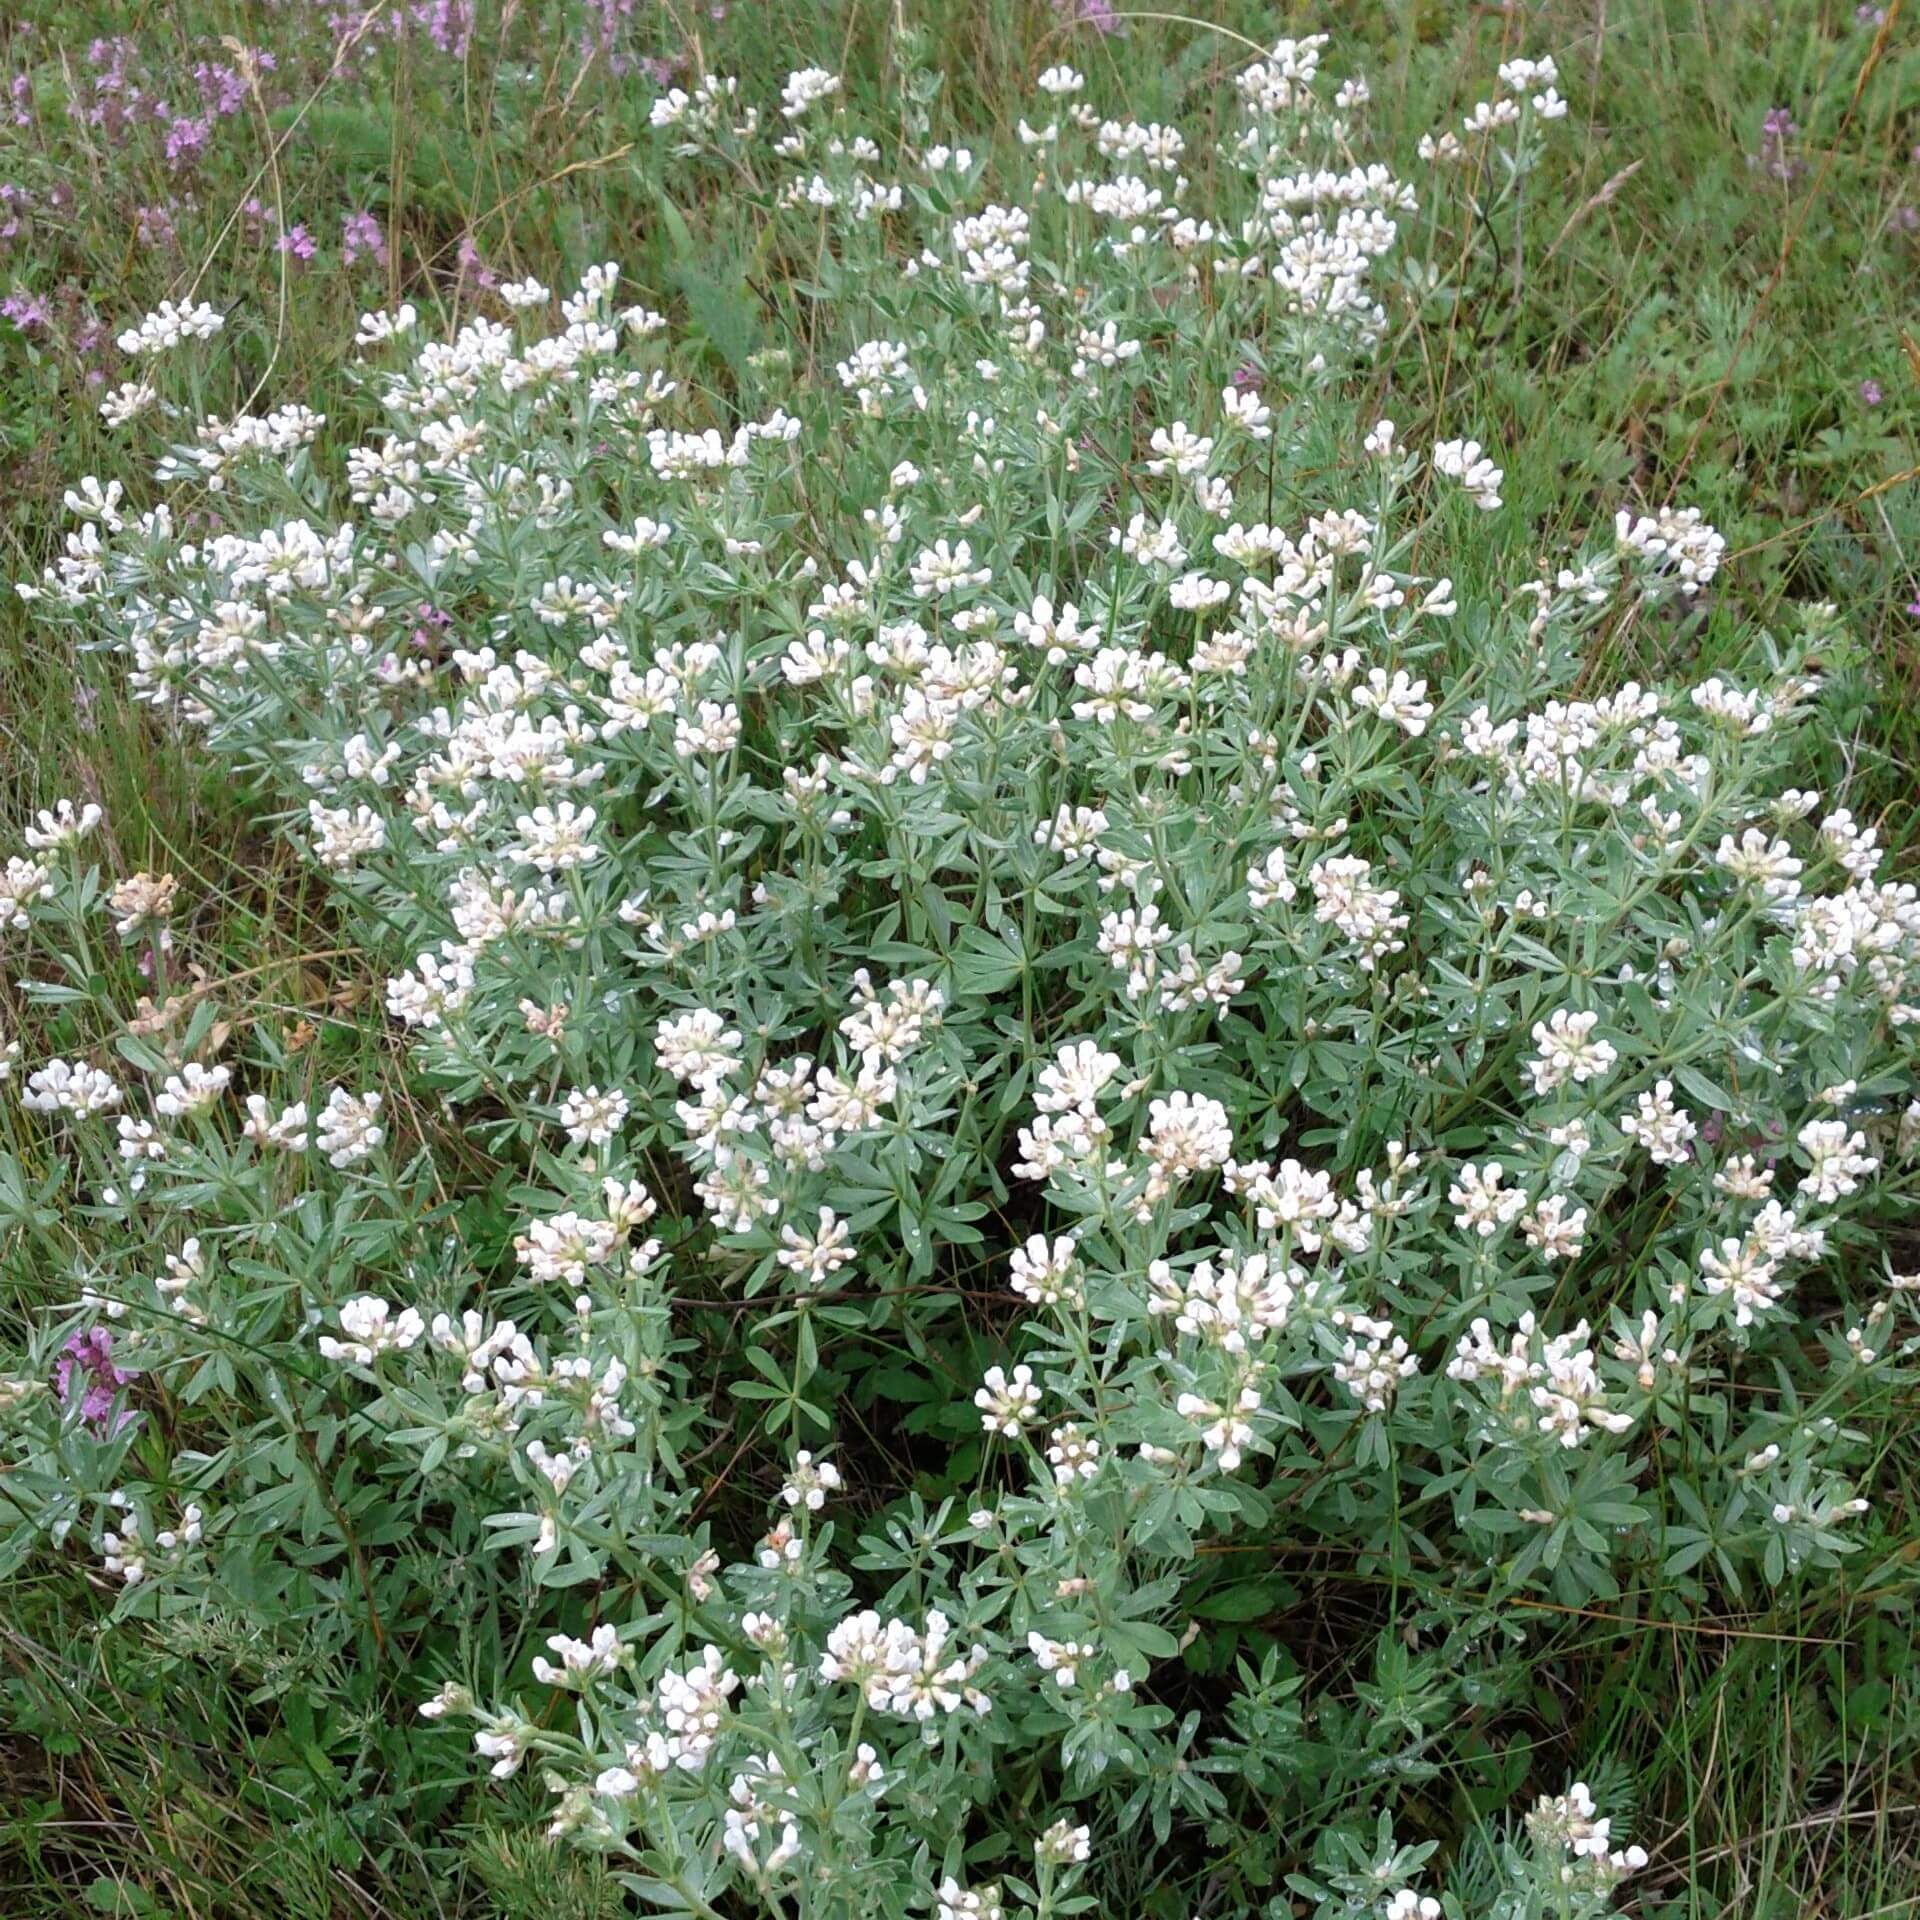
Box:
[5,32,1917,1920]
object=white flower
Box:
[354,303,418,346]
[418,1681,473,1721]
[1351,667,1433,736]
[386,947,475,1029]
[656,1010,742,1089]
[155,1062,232,1122]
[1617,506,1726,596]
[1525,1009,1618,1097]
[1178,1385,1262,1469]
[1450,1314,1632,1447]
[1620,1080,1696,1167]
[24,799,103,849]
[23,1059,123,1117]
[820,1610,889,1689]
[777,1207,854,1286]
[1713,1153,1774,1201]
[243,1096,310,1151]
[1527,1782,1648,1884]
[1696,1237,1787,1325]
[1035,1818,1091,1865]
[936,1880,1005,1920]
[1013,593,1087,663]
[781,1450,843,1511]
[308,801,386,871]
[1432,436,1504,511]
[474,1725,530,1778]
[1098,903,1174,1000]
[1331,1310,1418,1411]
[840,1611,990,1721]
[116,299,224,357]
[1045,1424,1101,1484]
[1715,828,1803,902]
[780,66,840,119]
[1309,856,1408,969]
[1690,677,1771,736]
[99,379,159,428]
[1448,1161,1526,1238]
[1009,1234,1081,1307]
[1796,1118,1876,1203]
[974,1363,1041,1436]
[316,1087,384,1168]
[674,701,743,758]
[1521,1192,1588,1261]
[318,1294,424,1365]
[1140,1092,1233,1208]
[1247,847,1298,909]
[1034,1040,1120,1116]
[1028,1630,1096,1685]
[532,1624,623,1686]
[557,1085,629,1147]
[0,857,54,928]
[509,802,601,871]
[909,538,991,598]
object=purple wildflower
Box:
[136,203,177,249]
[412,601,454,650]
[578,0,641,73]
[54,1328,132,1435]
[277,223,317,263]
[0,183,30,248]
[77,316,108,385]
[341,209,387,268]
[1,290,49,332]
[1859,379,1883,407]
[83,39,146,145]
[163,113,212,169]
[1749,108,1802,185]
[426,1,475,56]
[194,60,248,117]
[456,231,497,290]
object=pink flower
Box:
[341,210,387,268]
[456,232,497,290]
[54,1328,133,1435]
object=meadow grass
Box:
[1,2,1916,1915]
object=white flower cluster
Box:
[4,32,1906,1920]
[1447,1314,1635,1449]
[1526,1782,1649,1890]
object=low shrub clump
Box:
[5,30,1916,1920]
